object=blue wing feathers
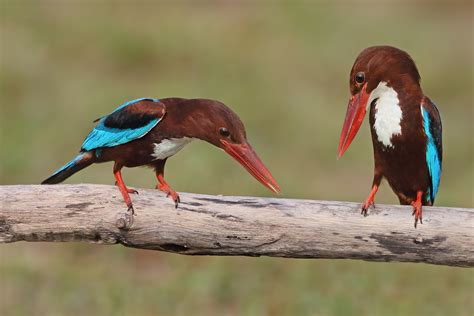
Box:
[422,105,442,203]
[81,98,163,152]
[81,118,160,151]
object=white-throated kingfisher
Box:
[43,98,280,213]
[338,46,442,227]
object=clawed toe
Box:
[169,192,180,208]
[158,187,180,208]
[361,185,378,218]
[412,208,423,228]
[361,201,374,217]
[361,207,369,217]
[155,174,181,208]
[174,195,181,208]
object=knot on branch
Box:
[115,211,134,230]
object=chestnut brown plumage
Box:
[338,46,442,227]
[43,98,280,213]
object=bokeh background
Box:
[1,1,473,315]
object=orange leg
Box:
[115,181,138,194]
[113,163,136,214]
[156,172,180,208]
[411,191,423,228]
[361,184,379,216]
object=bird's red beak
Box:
[338,83,370,158]
[220,139,281,194]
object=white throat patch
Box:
[368,82,402,148]
[152,137,194,160]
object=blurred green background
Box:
[1,1,473,315]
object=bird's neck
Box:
[163,100,214,143]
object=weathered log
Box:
[0,184,472,267]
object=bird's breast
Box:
[369,82,403,148]
[151,137,194,160]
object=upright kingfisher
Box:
[338,46,442,227]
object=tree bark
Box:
[1,184,472,267]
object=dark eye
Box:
[355,72,365,84]
[219,127,230,137]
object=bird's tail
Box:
[41,152,94,184]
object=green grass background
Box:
[1,1,473,315]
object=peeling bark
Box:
[1,184,472,267]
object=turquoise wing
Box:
[421,98,442,203]
[81,98,165,152]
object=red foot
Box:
[115,181,139,195]
[412,191,423,228]
[114,168,136,215]
[156,173,180,208]
[126,204,135,215]
[361,185,378,216]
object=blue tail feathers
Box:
[42,153,93,184]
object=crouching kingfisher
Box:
[42,98,281,213]
[338,46,442,227]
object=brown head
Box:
[338,46,423,157]
[164,98,281,193]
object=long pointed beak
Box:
[220,139,281,194]
[337,83,370,158]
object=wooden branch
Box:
[1,184,472,267]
